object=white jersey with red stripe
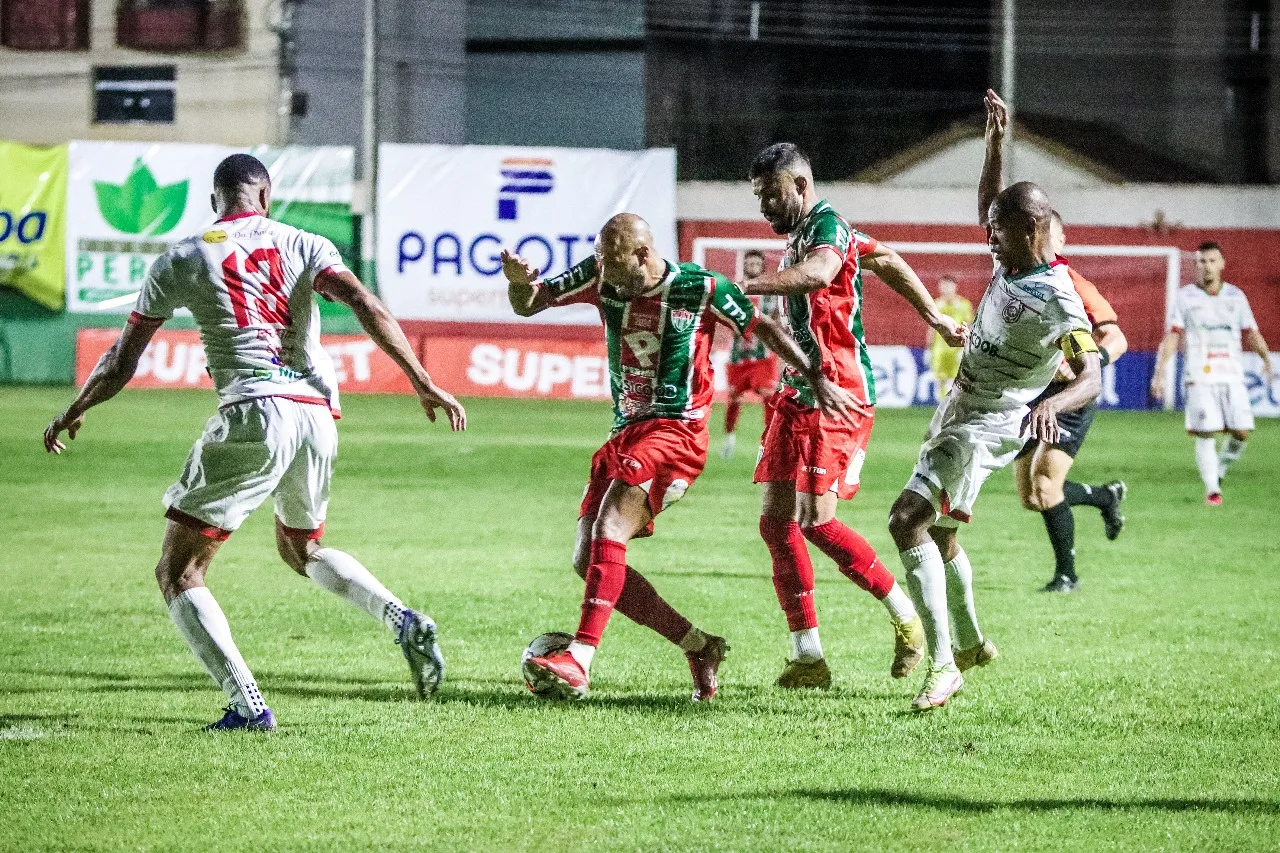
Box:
[1166,282,1257,384]
[131,212,348,412]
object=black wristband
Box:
[1098,347,1112,368]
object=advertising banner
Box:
[66,142,355,313]
[377,145,676,324]
[0,141,67,310]
[76,329,415,394]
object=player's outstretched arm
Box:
[501,249,554,317]
[44,320,159,453]
[1023,333,1102,443]
[1150,329,1182,401]
[979,89,1008,227]
[314,270,466,431]
[1245,328,1275,384]
[861,244,966,347]
[753,313,869,423]
[741,249,841,297]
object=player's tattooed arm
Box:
[1245,328,1275,384]
[1150,329,1183,401]
[753,313,870,423]
[741,249,841,296]
[44,319,160,453]
[1022,333,1102,443]
[861,244,966,347]
[315,269,466,431]
[979,89,1009,227]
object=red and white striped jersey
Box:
[130,212,347,413]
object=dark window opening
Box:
[116,0,245,52]
[1,0,90,51]
[94,65,177,124]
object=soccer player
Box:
[887,90,1101,712]
[721,249,780,459]
[744,143,966,689]
[502,213,861,701]
[1152,241,1273,505]
[1016,211,1130,591]
[42,154,467,731]
[928,276,974,399]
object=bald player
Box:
[503,214,862,702]
[744,142,965,690]
[43,154,466,730]
[887,91,1101,711]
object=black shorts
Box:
[1017,386,1097,460]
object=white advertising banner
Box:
[66,141,238,313]
[377,144,677,324]
[66,141,355,313]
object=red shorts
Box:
[725,356,779,397]
[580,418,709,536]
[754,394,875,499]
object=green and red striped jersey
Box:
[778,200,879,407]
[540,256,758,431]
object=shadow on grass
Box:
[603,787,1280,815]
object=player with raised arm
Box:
[502,213,862,702]
[743,143,966,689]
[928,276,974,399]
[721,249,780,459]
[43,154,467,731]
[887,90,1101,712]
[1152,241,1273,505]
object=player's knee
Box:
[274,528,315,576]
[887,502,925,546]
[1230,429,1251,442]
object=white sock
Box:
[880,581,917,623]
[168,587,267,718]
[899,542,953,668]
[1195,437,1220,495]
[679,627,709,653]
[943,548,983,651]
[305,547,408,634]
[1218,437,1246,474]
[567,640,595,672]
[790,627,823,662]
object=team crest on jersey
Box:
[1002,298,1026,323]
[669,308,696,332]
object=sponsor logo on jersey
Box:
[669,307,696,333]
[203,230,227,244]
[497,157,554,221]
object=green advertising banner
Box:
[0,141,67,310]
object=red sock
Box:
[760,517,818,631]
[576,538,627,646]
[614,565,692,645]
[725,398,742,434]
[803,519,895,599]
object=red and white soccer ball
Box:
[521,632,574,697]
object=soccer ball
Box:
[521,632,574,696]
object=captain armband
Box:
[1058,330,1099,361]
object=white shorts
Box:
[1184,380,1254,433]
[904,393,1026,528]
[164,396,337,538]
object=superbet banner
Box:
[75,330,415,394]
[377,145,676,324]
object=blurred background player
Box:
[887,91,1101,712]
[927,276,973,399]
[42,154,466,730]
[1014,209,1130,593]
[1152,241,1273,505]
[503,214,861,701]
[721,249,780,459]
[744,143,965,689]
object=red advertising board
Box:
[75,330,417,394]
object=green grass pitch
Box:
[1,388,1277,851]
